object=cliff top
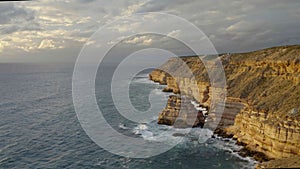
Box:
[152,45,300,118]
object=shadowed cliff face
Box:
[149,45,300,160]
[157,95,206,128]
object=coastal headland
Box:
[149,45,300,168]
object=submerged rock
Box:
[172,133,186,137]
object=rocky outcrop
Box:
[226,108,300,160]
[149,45,300,161]
[158,95,206,128]
[149,70,169,85]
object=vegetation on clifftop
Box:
[149,45,300,163]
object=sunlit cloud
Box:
[0,0,300,62]
[124,35,153,46]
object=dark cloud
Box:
[1,0,300,62]
[0,3,33,24]
[0,3,37,34]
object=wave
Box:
[211,135,258,167]
[118,123,130,130]
[132,75,164,86]
[190,100,208,116]
[132,121,257,166]
[132,123,214,145]
[132,77,157,84]
[132,124,154,140]
[134,73,150,78]
[152,88,168,96]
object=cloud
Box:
[76,0,96,3]
[124,35,153,46]
[0,3,37,35]
[1,0,300,62]
[112,22,141,33]
[121,1,149,16]
[0,1,95,53]
[167,30,181,38]
[38,39,57,49]
[0,3,33,24]
[225,21,263,37]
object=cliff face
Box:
[157,95,206,128]
[149,45,300,160]
[226,108,300,159]
[256,155,300,168]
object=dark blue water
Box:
[0,63,256,168]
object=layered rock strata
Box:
[255,155,300,168]
[157,95,206,128]
[149,45,300,161]
[226,108,300,159]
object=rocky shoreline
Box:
[157,95,207,128]
[149,45,300,168]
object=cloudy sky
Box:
[0,0,300,63]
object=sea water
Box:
[0,63,256,168]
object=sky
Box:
[0,0,300,63]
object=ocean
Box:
[0,63,256,168]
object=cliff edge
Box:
[149,45,300,164]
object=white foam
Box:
[135,73,150,78]
[118,123,129,130]
[211,137,258,166]
[132,124,156,140]
[133,124,148,135]
[190,100,207,112]
[132,123,256,168]
[132,77,154,84]
[152,88,167,96]
[132,123,184,143]
[191,101,199,107]
[190,128,213,143]
[138,124,148,130]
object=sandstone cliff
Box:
[149,45,300,161]
[157,95,206,128]
[256,155,300,168]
